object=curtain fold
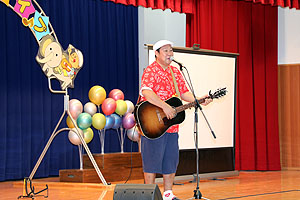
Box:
[104,0,194,13]
[186,0,280,170]
[105,0,300,13]
[0,0,139,181]
[246,0,300,9]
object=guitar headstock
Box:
[209,87,227,99]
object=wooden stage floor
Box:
[1,170,300,200]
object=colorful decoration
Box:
[115,100,127,116]
[127,127,140,142]
[36,35,83,90]
[2,0,84,91]
[101,98,116,116]
[22,17,34,28]
[122,113,136,129]
[66,116,75,128]
[31,11,49,40]
[83,128,94,144]
[77,113,92,130]
[2,0,10,6]
[88,86,106,106]
[69,99,83,120]
[104,115,115,130]
[109,89,124,101]
[14,0,35,19]
[68,128,83,145]
[84,102,97,116]
[92,113,106,130]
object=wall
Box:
[138,7,186,85]
[278,7,300,64]
[278,7,300,169]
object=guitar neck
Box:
[175,97,206,113]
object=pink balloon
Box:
[101,98,116,115]
[108,89,124,101]
[122,113,136,129]
[69,99,83,120]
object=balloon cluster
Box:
[67,85,139,146]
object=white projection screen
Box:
[147,46,237,150]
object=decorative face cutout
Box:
[36,34,83,90]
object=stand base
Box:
[59,152,144,183]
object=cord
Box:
[124,138,134,184]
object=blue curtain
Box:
[0,0,139,181]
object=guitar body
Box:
[134,97,185,139]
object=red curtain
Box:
[103,0,194,13]
[104,0,300,13]
[246,0,300,9]
[186,0,280,170]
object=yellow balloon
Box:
[66,116,76,128]
[83,128,94,144]
[92,113,106,130]
[115,100,127,116]
[88,86,106,106]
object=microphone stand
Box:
[175,61,216,200]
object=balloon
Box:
[108,89,124,101]
[77,113,92,130]
[84,102,97,116]
[101,98,116,116]
[66,116,76,128]
[68,128,83,145]
[127,127,140,142]
[125,100,135,115]
[83,128,94,144]
[88,85,106,106]
[69,99,83,120]
[122,113,136,129]
[92,113,106,130]
[115,100,127,116]
[111,114,122,129]
[104,115,115,129]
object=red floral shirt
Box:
[140,61,189,133]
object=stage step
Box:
[59,152,144,183]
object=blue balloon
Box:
[111,114,122,129]
[77,112,92,130]
[104,115,115,129]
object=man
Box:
[139,40,212,200]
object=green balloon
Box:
[77,113,92,130]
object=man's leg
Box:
[163,173,175,191]
[144,172,156,184]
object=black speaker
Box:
[113,184,163,200]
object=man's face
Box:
[155,44,173,68]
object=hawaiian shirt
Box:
[140,61,189,133]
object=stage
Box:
[3,170,300,200]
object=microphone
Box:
[170,57,183,71]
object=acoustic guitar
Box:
[134,88,227,139]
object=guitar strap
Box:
[169,66,181,99]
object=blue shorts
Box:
[141,132,179,174]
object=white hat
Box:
[153,40,173,51]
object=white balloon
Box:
[125,100,135,115]
[127,126,140,142]
[84,102,97,116]
[68,128,84,145]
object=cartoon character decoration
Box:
[35,34,83,90]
